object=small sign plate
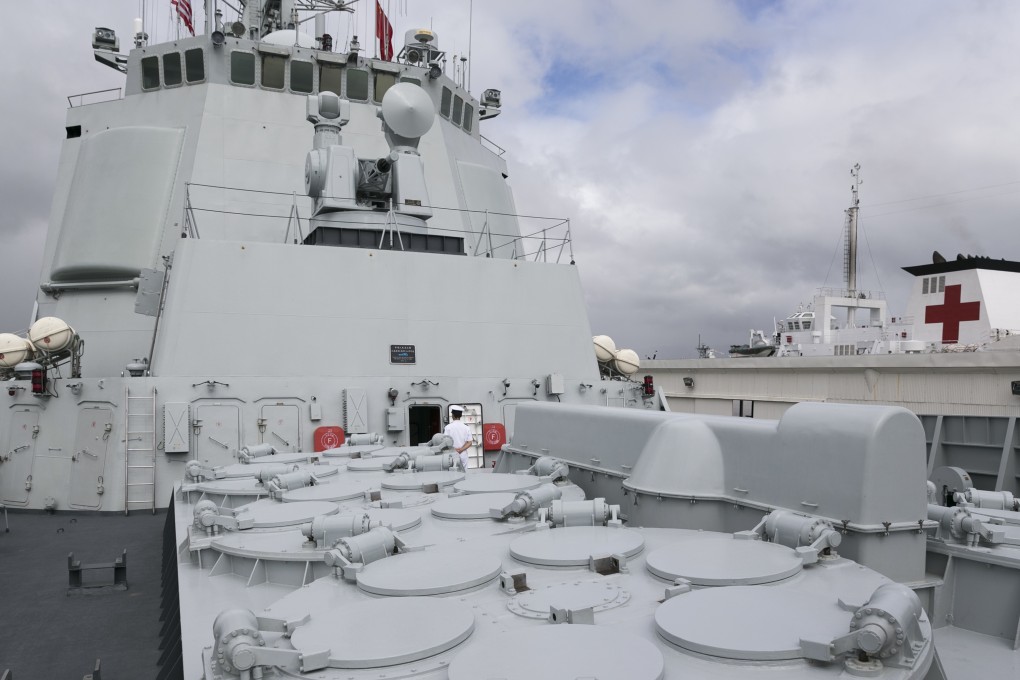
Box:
[390,344,416,364]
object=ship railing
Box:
[815,287,887,301]
[182,183,574,263]
[480,134,506,157]
[67,87,123,108]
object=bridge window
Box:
[440,87,452,117]
[231,51,255,85]
[320,63,342,95]
[452,95,463,125]
[291,60,313,93]
[185,48,204,82]
[163,53,182,86]
[347,69,368,100]
[141,56,160,90]
[373,72,396,103]
[400,76,421,86]
[261,53,286,89]
[463,103,474,131]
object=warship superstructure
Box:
[2,3,1019,680]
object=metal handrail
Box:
[480,134,506,157]
[67,87,123,108]
[182,182,573,262]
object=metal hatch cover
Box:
[645,533,803,585]
[216,462,338,479]
[654,586,850,661]
[281,477,378,502]
[509,526,645,567]
[380,470,465,490]
[431,492,518,519]
[320,443,385,458]
[234,499,339,528]
[356,546,502,596]
[365,506,422,531]
[190,478,266,495]
[346,455,400,471]
[453,473,542,494]
[447,625,664,680]
[210,529,325,561]
[289,596,474,669]
[508,580,630,619]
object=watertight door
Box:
[70,407,113,509]
[259,404,300,452]
[194,403,240,466]
[1,409,40,505]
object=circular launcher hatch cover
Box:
[508,580,630,619]
[346,456,399,471]
[645,534,803,586]
[453,473,541,495]
[356,546,502,596]
[234,499,338,528]
[431,492,517,520]
[654,585,852,661]
[281,478,377,503]
[509,526,645,567]
[290,596,474,669]
[447,625,664,680]
[365,506,422,531]
[380,470,464,491]
[319,444,385,458]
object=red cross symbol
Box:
[924,284,980,343]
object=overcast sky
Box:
[2,1,1019,358]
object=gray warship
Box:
[1,3,1018,679]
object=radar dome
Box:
[29,317,76,353]
[593,335,616,363]
[0,333,34,368]
[381,83,436,139]
[613,349,640,375]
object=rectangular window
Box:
[320,63,342,95]
[291,60,313,93]
[185,48,205,82]
[463,103,474,131]
[261,54,286,89]
[452,95,463,125]
[923,278,929,294]
[938,276,945,292]
[440,87,452,117]
[163,53,182,86]
[373,72,396,103]
[141,56,160,90]
[347,69,368,100]
[400,77,421,86]
[231,51,256,85]
[802,320,811,330]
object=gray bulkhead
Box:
[2,34,631,513]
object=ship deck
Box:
[0,508,168,679]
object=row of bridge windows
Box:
[140,48,474,132]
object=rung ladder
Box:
[124,387,157,514]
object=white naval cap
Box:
[450,404,464,413]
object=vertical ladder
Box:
[124,387,157,514]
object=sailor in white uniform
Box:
[444,405,473,470]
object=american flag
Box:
[171,0,195,36]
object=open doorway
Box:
[408,404,442,446]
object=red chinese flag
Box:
[171,0,195,36]
[375,1,394,61]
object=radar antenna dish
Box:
[380,83,435,139]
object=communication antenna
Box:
[844,163,862,324]
[467,0,473,93]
